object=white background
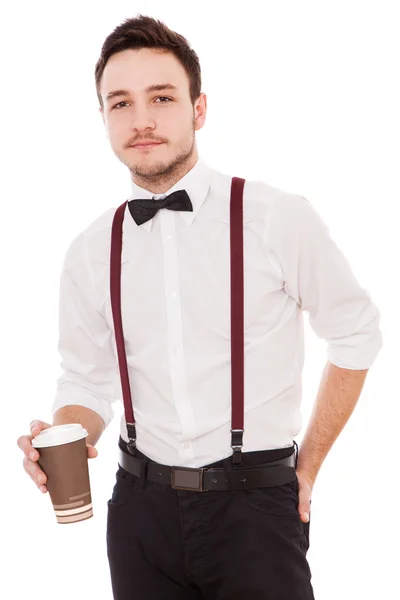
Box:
[2,1,398,598]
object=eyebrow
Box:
[105,83,178,102]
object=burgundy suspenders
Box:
[110,177,246,466]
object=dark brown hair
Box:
[94,14,202,108]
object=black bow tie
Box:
[128,189,193,226]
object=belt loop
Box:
[293,440,299,469]
[222,456,233,472]
[222,455,241,491]
[138,458,149,490]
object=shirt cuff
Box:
[327,327,383,370]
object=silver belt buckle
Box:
[171,466,205,491]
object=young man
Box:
[19,13,382,600]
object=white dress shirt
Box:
[51,156,382,467]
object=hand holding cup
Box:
[18,420,98,494]
[18,421,98,523]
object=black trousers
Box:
[106,438,315,600]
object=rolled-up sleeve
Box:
[266,193,382,370]
[51,231,119,428]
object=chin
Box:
[130,160,170,177]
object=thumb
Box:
[30,420,52,435]
[298,484,311,523]
[299,509,309,523]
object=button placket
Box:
[160,209,197,447]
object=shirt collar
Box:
[128,155,213,233]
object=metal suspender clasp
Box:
[126,422,137,456]
[293,439,299,469]
[231,428,244,465]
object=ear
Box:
[98,106,109,137]
[194,93,207,131]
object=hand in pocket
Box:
[295,469,314,523]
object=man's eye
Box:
[113,97,172,110]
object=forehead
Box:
[100,48,187,96]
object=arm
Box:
[296,361,369,523]
[297,361,368,483]
[265,193,382,520]
[51,229,119,432]
[53,405,105,447]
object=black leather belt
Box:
[118,448,297,492]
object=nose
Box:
[129,103,156,133]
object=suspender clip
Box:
[126,422,137,456]
[231,429,244,465]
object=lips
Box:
[132,142,163,147]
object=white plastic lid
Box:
[31,424,89,448]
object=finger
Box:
[23,455,47,487]
[298,497,310,522]
[299,511,309,523]
[17,421,52,460]
[17,434,38,460]
[16,421,43,455]
[30,420,52,435]
[30,420,42,436]
[87,444,98,458]
[297,483,311,523]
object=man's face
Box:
[99,48,206,180]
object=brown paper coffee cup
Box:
[32,424,93,524]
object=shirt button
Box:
[173,346,180,353]
[171,291,177,297]
[183,442,190,449]
[166,235,173,242]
